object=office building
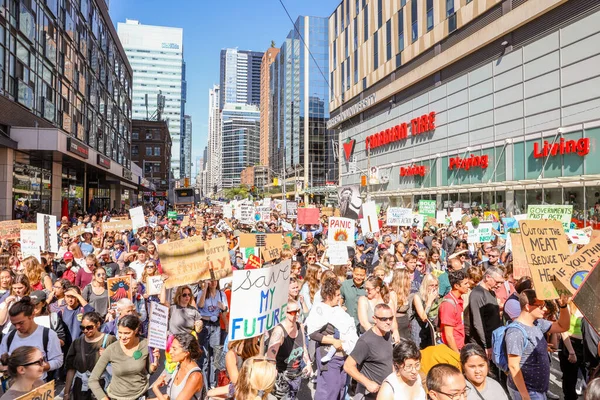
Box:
[182,115,192,178]
[260,47,279,168]
[206,84,221,195]
[330,0,600,222]
[0,0,147,220]
[221,104,260,189]
[270,16,335,201]
[117,20,184,180]
[131,119,172,201]
[241,166,269,189]
[219,48,263,110]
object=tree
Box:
[223,185,250,200]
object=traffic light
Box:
[273,177,279,186]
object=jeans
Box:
[315,355,347,400]
[201,324,221,388]
[508,386,547,400]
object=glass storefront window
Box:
[565,186,585,224]
[12,154,52,221]
[526,188,542,207]
[514,190,526,214]
[586,128,600,175]
[544,187,562,205]
[563,130,585,177]
[526,139,544,179]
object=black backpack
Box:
[7,326,50,355]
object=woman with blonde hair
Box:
[207,356,277,400]
[409,273,440,348]
[224,336,261,384]
[22,256,52,292]
[160,284,203,335]
[389,268,412,339]
[299,263,322,311]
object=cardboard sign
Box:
[216,220,232,232]
[387,208,414,226]
[467,222,494,243]
[286,201,298,218]
[68,224,86,238]
[0,220,21,240]
[519,220,570,299]
[418,200,436,219]
[228,260,291,341]
[262,246,281,262]
[159,236,232,288]
[321,207,335,217]
[146,275,164,296]
[561,235,600,293]
[245,254,262,269]
[573,259,600,335]
[239,204,255,225]
[14,380,54,400]
[297,208,320,225]
[327,217,355,246]
[510,234,531,279]
[148,302,169,350]
[20,229,40,262]
[21,223,37,230]
[567,227,593,245]
[102,220,133,233]
[108,275,133,309]
[450,209,463,224]
[426,217,437,228]
[130,206,146,230]
[238,234,281,249]
[181,216,190,227]
[36,214,57,253]
[527,205,573,231]
[327,242,349,265]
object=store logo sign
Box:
[365,112,436,151]
[449,154,489,170]
[66,137,89,159]
[97,154,111,169]
[400,165,427,177]
[343,139,355,161]
[533,138,589,159]
[122,168,133,180]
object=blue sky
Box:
[109,0,339,172]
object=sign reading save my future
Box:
[527,205,573,231]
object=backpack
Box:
[7,326,50,356]
[491,322,529,373]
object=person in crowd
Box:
[230,356,279,400]
[494,265,516,314]
[340,264,367,329]
[152,333,205,400]
[460,344,508,400]
[128,246,149,278]
[357,276,399,342]
[75,254,97,289]
[426,363,470,400]
[49,278,70,314]
[161,285,203,336]
[0,268,14,303]
[29,290,69,354]
[21,257,52,292]
[61,285,94,340]
[64,311,117,400]
[506,290,571,400]
[146,242,160,263]
[0,274,32,330]
[410,273,440,349]
[89,314,160,400]
[376,338,426,400]
[82,266,109,319]
[586,378,600,400]
[267,301,311,400]
[288,277,309,318]
[224,336,260,386]
[0,346,45,400]
[503,277,533,323]
[479,246,501,270]
[437,258,463,298]
[389,268,411,339]
[439,270,470,353]
[299,264,322,312]
[344,303,395,399]
[558,303,586,400]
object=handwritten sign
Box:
[181,216,190,227]
[561,235,600,294]
[129,206,146,230]
[21,223,37,230]
[418,200,436,219]
[297,208,320,225]
[0,220,21,240]
[107,276,133,309]
[148,302,169,350]
[228,260,291,341]
[159,236,232,288]
[327,217,355,246]
[239,204,255,225]
[102,220,133,233]
[146,276,164,296]
[436,210,448,225]
[567,227,593,245]
[510,234,531,279]
[527,205,573,231]
[286,201,298,218]
[387,208,414,226]
[20,230,40,262]
[245,254,262,269]
[67,224,85,238]
[14,380,54,400]
[519,220,570,300]
[467,222,494,244]
[327,242,349,265]
[239,234,281,249]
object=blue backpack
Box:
[491,322,529,373]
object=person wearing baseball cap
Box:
[30,290,69,351]
[58,252,77,284]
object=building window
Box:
[426,0,434,31]
[131,145,138,156]
[154,146,161,156]
[363,77,367,90]
[356,0,360,15]
[354,49,358,83]
[335,9,338,35]
[364,6,368,41]
[412,0,418,42]
[373,31,379,69]
[146,146,152,156]
[346,0,350,26]
[132,131,139,139]
[341,60,345,94]
[345,29,349,58]
[398,9,405,53]
[447,0,457,32]
[386,19,392,61]
[354,18,358,49]
[346,59,350,90]
[330,71,334,98]
[378,0,383,28]
[333,40,337,66]
[341,1,345,30]
[401,0,407,5]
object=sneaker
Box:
[320,345,336,363]
[546,390,560,400]
[576,376,585,396]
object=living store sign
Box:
[533,137,589,158]
[400,164,426,177]
[365,112,436,151]
[449,154,489,170]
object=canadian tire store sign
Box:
[365,112,436,151]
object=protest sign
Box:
[68,224,86,238]
[223,205,233,219]
[436,210,448,225]
[216,220,232,232]
[418,200,436,219]
[159,236,232,288]
[561,235,600,293]
[239,234,281,249]
[450,209,463,224]
[327,217,355,246]
[483,211,500,222]
[567,227,593,245]
[14,380,54,400]
[36,214,58,253]
[255,206,271,222]
[502,217,519,231]
[262,245,281,263]
[527,205,573,231]
[573,260,600,335]
[361,201,379,234]
[167,211,177,219]
[426,217,437,228]
[510,234,531,279]
[327,242,349,264]
[20,229,40,262]
[21,223,37,230]
[181,216,190,226]
[228,260,291,341]
[146,275,164,296]
[129,206,146,230]
[321,207,335,217]
[273,200,287,214]
[102,220,133,234]
[148,302,169,350]
[280,221,293,232]
[467,222,494,244]
[286,201,298,218]
[108,276,133,309]
[519,220,570,299]
[245,254,262,269]
[386,208,413,226]
[0,220,20,240]
[239,204,254,225]
[297,208,320,225]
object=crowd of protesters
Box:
[0,199,598,400]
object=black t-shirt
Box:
[349,329,393,385]
[275,323,304,373]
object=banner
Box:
[228,260,291,341]
[20,229,40,262]
[519,220,570,300]
[297,208,320,225]
[0,220,21,240]
[68,224,86,238]
[327,242,349,265]
[148,302,169,350]
[146,276,164,296]
[418,200,436,219]
[527,205,573,231]
[239,204,255,225]
[483,211,500,222]
[129,206,146,230]
[159,236,232,288]
[560,235,600,293]
[286,201,298,218]
[510,234,531,279]
[436,210,448,225]
[36,214,58,253]
[467,222,494,244]
[14,380,54,400]
[361,201,379,234]
[327,217,355,246]
[337,185,362,220]
[107,276,133,309]
[502,217,519,231]
[102,220,133,234]
[386,208,413,226]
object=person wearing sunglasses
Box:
[0,346,45,400]
[82,266,109,319]
[64,311,116,400]
[160,285,203,336]
[344,304,395,399]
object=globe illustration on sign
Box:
[570,271,588,290]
